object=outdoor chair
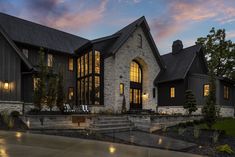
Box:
[81,105,90,113]
[63,104,75,113]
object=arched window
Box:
[137,34,142,48]
[130,61,142,83]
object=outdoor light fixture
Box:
[3,81,9,90]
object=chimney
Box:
[172,40,183,54]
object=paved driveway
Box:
[0,131,205,157]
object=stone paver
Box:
[105,131,196,150]
[0,131,204,157]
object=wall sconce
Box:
[3,81,9,90]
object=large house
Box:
[0,13,234,116]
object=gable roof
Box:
[78,16,165,69]
[155,44,204,84]
[0,25,34,70]
[0,12,89,54]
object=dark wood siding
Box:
[188,54,207,75]
[158,80,187,106]
[0,33,21,101]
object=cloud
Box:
[226,30,235,39]
[151,0,235,40]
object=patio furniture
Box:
[63,104,75,113]
[81,105,90,113]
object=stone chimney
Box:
[172,40,183,54]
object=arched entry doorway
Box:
[129,60,142,110]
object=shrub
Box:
[184,90,197,115]
[11,111,20,118]
[212,131,220,143]
[216,144,234,154]
[1,110,14,129]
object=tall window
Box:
[224,86,229,99]
[77,50,101,105]
[47,54,53,67]
[68,87,74,100]
[68,57,74,71]
[137,34,142,48]
[130,61,141,83]
[170,87,175,98]
[203,84,210,96]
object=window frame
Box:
[170,87,175,98]
[203,84,210,97]
[68,57,74,71]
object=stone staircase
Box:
[89,116,134,133]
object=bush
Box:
[216,144,234,154]
[11,111,20,117]
[1,110,14,129]
[212,131,220,143]
[28,108,40,115]
[193,126,200,139]
[178,127,186,136]
[184,90,197,115]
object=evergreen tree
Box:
[33,48,47,111]
[184,90,197,115]
[56,70,65,111]
[202,72,217,129]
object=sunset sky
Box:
[1,0,235,54]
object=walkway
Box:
[0,131,204,157]
[105,131,196,150]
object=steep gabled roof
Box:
[0,12,89,54]
[155,44,204,84]
[0,25,34,70]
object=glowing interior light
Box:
[109,146,116,154]
[15,132,22,138]
[3,82,9,90]
[158,138,163,145]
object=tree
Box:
[56,70,65,112]
[202,72,217,129]
[46,76,57,111]
[184,90,197,115]
[33,48,48,111]
[196,27,235,80]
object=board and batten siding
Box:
[0,33,21,101]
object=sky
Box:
[0,0,235,54]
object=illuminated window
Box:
[47,54,53,67]
[68,87,74,100]
[68,57,74,71]
[22,49,29,58]
[170,87,175,98]
[33,78,40,90]
[137,34,142,48]
[77,50,102,105]
[224,86,229,99]
[203,84,210,96]
[130,61,141,83]
[120,83,124,95]
[95,51,100,74]
[3,81,9,90]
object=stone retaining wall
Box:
[0,101,23,114]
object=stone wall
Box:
[0,101,23,114]
[158,105,234,117]
[101,26,160,113]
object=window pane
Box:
[69,58,73,71]
[204,84,209,96]
[81,79,84,104]
[95,76,100,105]
[170,87,175,98]
[89,51,92,74]
[130,61,141,83]
[120,83,124,95]
[224,86,229,99]
[130,89,133,103]
[85,53,88,76]
[81,56,84,77]
[77,81,80,105]
[77,58,81,78]
[95,51,100,74]
[47,54,53,67]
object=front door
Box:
[129,61,142,110]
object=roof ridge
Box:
[0,12,89,41]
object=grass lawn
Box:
[199,118,235,137]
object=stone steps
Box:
[89,116,134,133]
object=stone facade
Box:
[99,26,160,113]
[0,101,23,114]
[158,105,234,117]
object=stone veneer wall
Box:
[0,101,23,114]
[96,26,161,113]
[158,106,234,117]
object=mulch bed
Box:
[154,126,235,157]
